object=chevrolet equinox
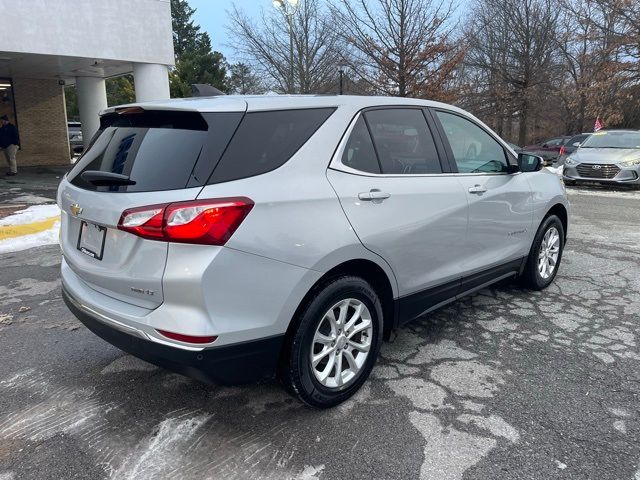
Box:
[59,96,569,408]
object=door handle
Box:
[468,185,487,194]
[358,189,391,201]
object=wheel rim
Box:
[538,226,560,279]
[310,298,373,389]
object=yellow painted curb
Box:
[0,216,60,240]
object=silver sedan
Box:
[563,130,640,188]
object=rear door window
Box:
[68,110,242,192]
[364,109,442,174]
[340,117,380,174]
[208,108,335,184]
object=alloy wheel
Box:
[538,226,560,279]
[310,298,373,389]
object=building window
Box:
[0,79,17,129]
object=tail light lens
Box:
[117,197,254,245]
[559,145,566,156]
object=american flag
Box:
[594,117,602,132]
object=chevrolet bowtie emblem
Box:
[70,203,83,216]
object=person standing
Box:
[0,115,20,176]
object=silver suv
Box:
[58,96,569,408]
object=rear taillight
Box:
[559,145,566,156]
[117,197,254,245]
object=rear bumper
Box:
[63,285,285,384]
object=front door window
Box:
[435,111,509,174]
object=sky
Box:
[190,0,466,63]
[190,0,265,63]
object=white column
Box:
[133,63,170,102]
[76,76,108,148]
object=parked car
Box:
[67,121,84,155]
[563,129,640,188]
[557,133,591,165]
[58,96,569,407]
[523,136,572,162]
[507,142,522,152]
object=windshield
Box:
[581,131,640,149]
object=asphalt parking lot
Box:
[0,179,639,480]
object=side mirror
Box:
[573,142,581,147]
[518,153,544,172]
[542,144,549,148]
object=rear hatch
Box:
[59,103,246,308]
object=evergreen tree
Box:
[106,75,135,106]
[64,85,79,121]
[171,0,201,58]
[65,75,135,121]
[170,0,229,97]
[229,63,263,94]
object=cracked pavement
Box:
[0,184,639,480]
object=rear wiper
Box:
[80,170,136,186]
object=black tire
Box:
[280,276,383,408]
[520,215,565,290]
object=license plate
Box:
[77,221,106,260]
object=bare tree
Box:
[578,0,640,74]
[227,0,342,94]
[555,0,616,132]
[560,0,640,128]
[330,0,463,100]
[465,0,560,144]
[461,12,516,137]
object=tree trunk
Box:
[518,99,528,146]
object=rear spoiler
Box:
[191,84,226,97]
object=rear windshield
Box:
[68,110,242,192]
[208,108,335,184]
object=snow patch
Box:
[0,204,60,253]
[6,194,56,205]
[0,204,60,225]
[295,464,325,480]
[568,188,639,199]
[0,223,60,253]
[613,420,627,434]
[115,413,211,480]
[546,165,564,176]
